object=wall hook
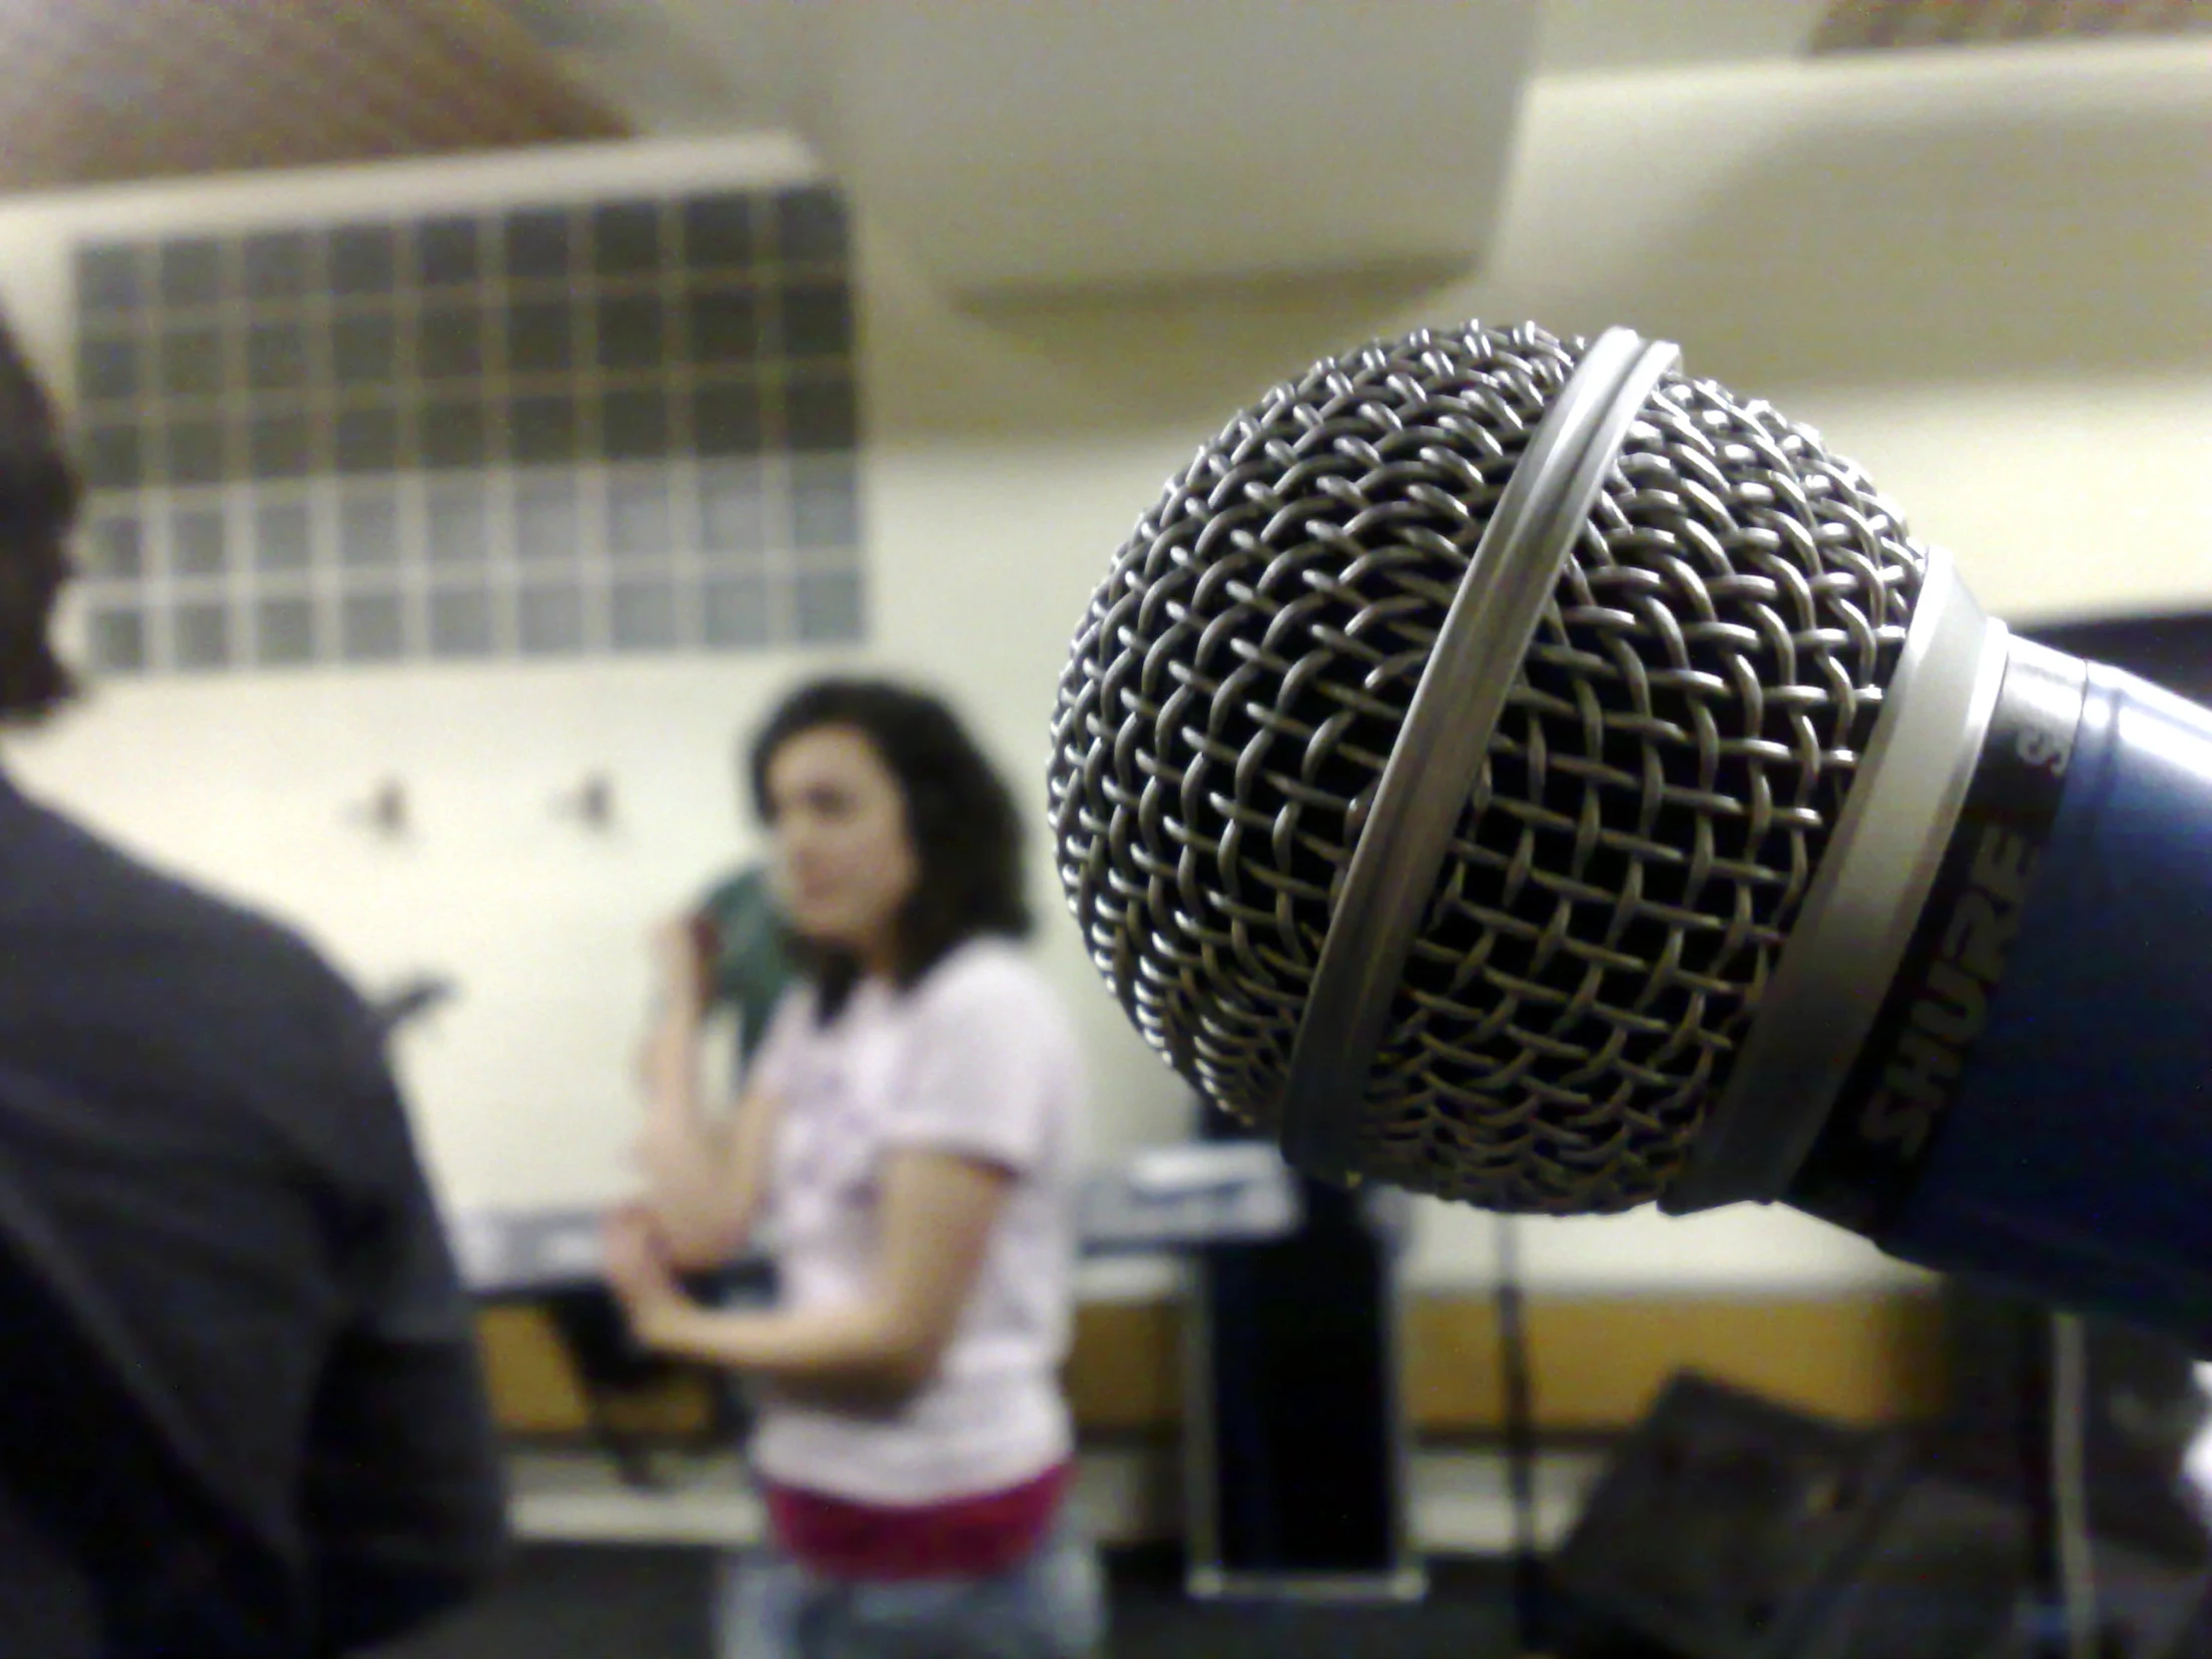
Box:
[344,778,408,840]
[553,771,615,832]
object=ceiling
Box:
[0,0,2202,201]
[0,0,2201,293]
[0,0,625,195]
[525,0,2212,295]
[1813,0,2212,53]
[531,0,1834,119]
[531,0,2212,142]
[551,0,1541,296]
[1533,0,2212,72]
[1532,0,1826,75]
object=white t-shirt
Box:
[745,935,1084,1506]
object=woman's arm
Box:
[606,1147,1012,1401]
[632,918,780,1268]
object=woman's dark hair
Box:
[749,678,1031,1016]
[0,314,82,725]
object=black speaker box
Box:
[1552,1371,2210,1659]
[1185,1105,1418,1598]
[1800,1473,2206,1659]
[1550,1373,1910,1658]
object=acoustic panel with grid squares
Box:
[70,185,864,676]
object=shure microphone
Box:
[1049,321,2212,1349]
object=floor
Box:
[368,1542,1573,1659]
[368,1537,2212,1658]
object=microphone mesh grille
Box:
[1048,322,1929,1213]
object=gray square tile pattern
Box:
[71,186,862,675]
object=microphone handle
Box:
[1791,656,2212,1349]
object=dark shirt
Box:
[0,773,507,1656]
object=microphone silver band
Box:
[1280,326,1683,1184]
[1784,635,2087,1234]
[1663,548,2010,1214]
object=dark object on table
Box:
[535,1259,778,1490]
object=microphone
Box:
[1048,321,2212,1347]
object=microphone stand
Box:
[2047,1312,2102,1659]
[2016,1303,2105,1659]
[1495,1214,1544,1653]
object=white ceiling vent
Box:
[639,0,1537,297]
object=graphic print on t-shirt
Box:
[744,943,1086,1506]
[773,996,893,1246]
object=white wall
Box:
[0,137,867,1217]
[2,38,2206,1295]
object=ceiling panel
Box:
[1535,0,1821,76]
[1814,0,2212,53]
[639,0,1537,296]
[0,0,626,196]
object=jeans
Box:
[718,1526,1106,1659]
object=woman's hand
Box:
[651,914,715,1025]
[609,1149,1015,1400]
[602,1205,694,1350]
[639,916,710,1104]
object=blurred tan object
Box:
[0,0,626,195]
[1814,0,2212,53]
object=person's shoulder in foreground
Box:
[0,309,508,1655]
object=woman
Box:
[604,678,1102,1659]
